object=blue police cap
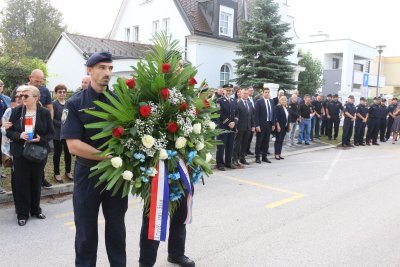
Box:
[86,52,113,67]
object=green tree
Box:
[297,50,323,96]
[235,0,296,89]
[0,0,66,59]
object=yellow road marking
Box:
[55,211,74,218]
[69,226,75,230]
[64,221,75,226]
[217,173,306,209]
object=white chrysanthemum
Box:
[205,152,212,163]
[111,157,123,168]
[193,123,202,134]
[142,135,155,148]
[122,170,133,181]
[196,142,205,151]
[175,137,187,149]
[208,121,216,131]
[159,149,168,160]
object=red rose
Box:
[139,105,151,118]
[167,122,179,133]
[188,77,197,86]
[161,63,171,73]
[112,127,124,138]
[160,88,170,101]
[180,101,188,111]
[195,108,199,117]
[126,78,136,89]
[203,98,210,109]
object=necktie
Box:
[244,100,249,111]
[266,100,271,121]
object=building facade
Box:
[370,56,400,98]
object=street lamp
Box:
[376,45,386,97]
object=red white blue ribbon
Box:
[148,160,169,241]
[177,158,193,224]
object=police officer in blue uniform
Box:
[386,98,398,140]
[354,97,369,146]
[366,97,381,145]
[61,52,128,267]
[379,98,388,142]
[216,84,238,171]
[341,95,357,147]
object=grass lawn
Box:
[319,126,343,146]
[1,153,76,191]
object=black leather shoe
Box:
[267,151,271,155]
[279,156,285,160]
[246,151,254,155]
[360,143,366,146]
[217,166,225,171]
[239,159,250,165]
[167,255,195,267]
[225,164,237,169]
[262,158,271,163]
[18,219,27,226]
[139,263,150,267]
[256,159,261,164]
[33,213,46,219]
[372,143,380,146]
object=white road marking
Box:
[322,150,343,180]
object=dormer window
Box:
[219,5,234,38]
[125,27,131,42]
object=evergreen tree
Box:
[0,0,66,59]
[235,0,296,89]
[298,50,324,96]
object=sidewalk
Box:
[0,140,334,204]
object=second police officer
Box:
[366,97,381,145]
[61,52,129,267]
[354,97,369,146]
[341,95,357,147]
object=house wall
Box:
[46,37,87,91]
[110,0,191,48]
[186,35,238,88]
[110,58,141,86]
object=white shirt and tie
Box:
[264,98,272,121]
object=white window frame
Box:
[220,64,231,86]
[133,26,139,42]
[163,18,170,35]
[125,27,131,42]
[152,20,160,35]
[219,5,234,38]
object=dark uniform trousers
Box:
[386,118,394,140]
[13,155,45,218]
[379,118,387,141]
[139,187,192,267]
[73,162,128,267]
[354,120,366,145]
[233,129,250,161]
[320,116,327,136]
[342,118,354,145]
[216,131,234,166]
[327,117,340,139]
[366,119,380,143]
[255,122,272,159]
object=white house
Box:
[298,33,386,100]
[46,32,150,91]
[46,0,302,90]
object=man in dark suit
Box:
[246,86,256,155]
[216,84,238,171]
[233,88,254,167]
[254,87,275,164]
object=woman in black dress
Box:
[274,96,290,160]
[6,85,54,226]
[52,84,72,183]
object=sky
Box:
[0,0,398,56]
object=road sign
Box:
[363,73,369,87]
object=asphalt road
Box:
[1,142,400,266]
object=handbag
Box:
[2,153,12,168]
[22,142,48,163]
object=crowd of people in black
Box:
[213,83,400,171]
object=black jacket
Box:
[53,100,65,140]
[6,105,54,157]
[274,105,289,131]
[255,98,274,129]
[288,102,300,123]
[236,99,255,131]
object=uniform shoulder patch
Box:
[61,109,69,124]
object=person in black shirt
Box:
[386,98,398,141]
[341,95,357,147]
[320,94,332,136]
[326,94,343,140]
[287,94,300,146]
[366,97,381,145]
[379,98,388,142]
[354,97,369,146]
[297,94,315,145]
[311,95,323,140]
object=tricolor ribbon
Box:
[177,158,193,224]
[148,160,169,241]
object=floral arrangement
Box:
[84,34,221,218]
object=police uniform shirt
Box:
[379,104,388,119]
[60,85,115,149]
[216,96,237,129]
[327,100,343,118]
[356,104,368,121]
[343,103,356,119]
[368,103,380,119]
[311,100,323,116]
[299,103,314,119]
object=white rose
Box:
[208,121,216,131]
[159,149,168,160]
[122,170,133,181]
[149,168,158,177]
[142,135,155,148]
[175,137,187,149]
[205,152,212,163]
[111,157,123,168]
[193,123,202,134]
[196,142,205,151]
